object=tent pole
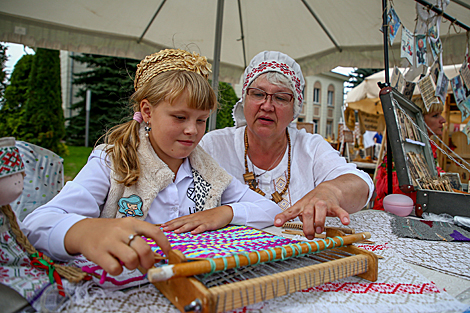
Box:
[381,0,393,196]
[137,0,167,44]
[208,0,225,131]
[85,90,91,148]
[237,0,247,68]
[301,0,342,52]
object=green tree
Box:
[20,48,66,154]
[66,54,138,146]
[0,54,34,138]
[347,68,383,89]
[215,81,238,129]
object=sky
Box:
[331,66,354,76]
[3,42,35,78]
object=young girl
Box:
[22,49,281,276]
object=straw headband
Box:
[134,49,212,91]
[0,137,25,179]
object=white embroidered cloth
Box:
[326,210,470,280]
[54,211,468,313]
[59,243,466,313]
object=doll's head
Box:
[0,137,25,206]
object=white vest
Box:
[99,124,233,220]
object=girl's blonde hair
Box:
[412,95,444,114]
[103,70,217,186]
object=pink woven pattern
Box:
[145,225,296,258]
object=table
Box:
[64,211,470,312]
[325,210,470,300]
[2,211,470,313]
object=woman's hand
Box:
[64,217,171,276]
[274,174,369,240]
[161,205,233,235]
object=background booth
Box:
[344,65,470,182]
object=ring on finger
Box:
[127,233,139,246]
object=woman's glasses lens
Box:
[247,88,293,106]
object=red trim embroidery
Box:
[243,61,303,104]
[302,282,441,294]
[356,243,390,251]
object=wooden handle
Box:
[148,232,371,282]
[282,230,326,238]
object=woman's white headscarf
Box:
[232,51,305,127]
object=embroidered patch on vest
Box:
[118,195,144,217]
[187,169,212,212]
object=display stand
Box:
[379,87,470,217]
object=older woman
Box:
[200,51,374,239]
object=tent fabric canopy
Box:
[346,64,462,116]
[1,0,469,84]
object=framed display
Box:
[379,87,470,217]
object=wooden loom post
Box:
[148,232,371,282]
[140,250,215,313]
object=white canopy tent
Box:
[345,64,462,116]
[1,0,469,84]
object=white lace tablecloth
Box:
[325,210,470,280]
[53,211,469,313]
[59,244,467,313]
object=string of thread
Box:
[1,204,88,283]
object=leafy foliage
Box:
[347,68,383,89]
[0,54,34,138]
[67,54,238,144]
[0,48,66,155]
[66,54,139,146]
[215,81,238,129]
[20,48,66,155]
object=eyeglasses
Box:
[246,87,294,106]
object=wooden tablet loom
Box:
[142,225,378,313]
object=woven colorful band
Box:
[145,225,296,259]
[0,145,24,178]
[242,61,304,106]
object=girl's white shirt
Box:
[21,149,282,261]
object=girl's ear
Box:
[140,99,152,122]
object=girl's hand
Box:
[64,217,171,276]
[161,205,233,235]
